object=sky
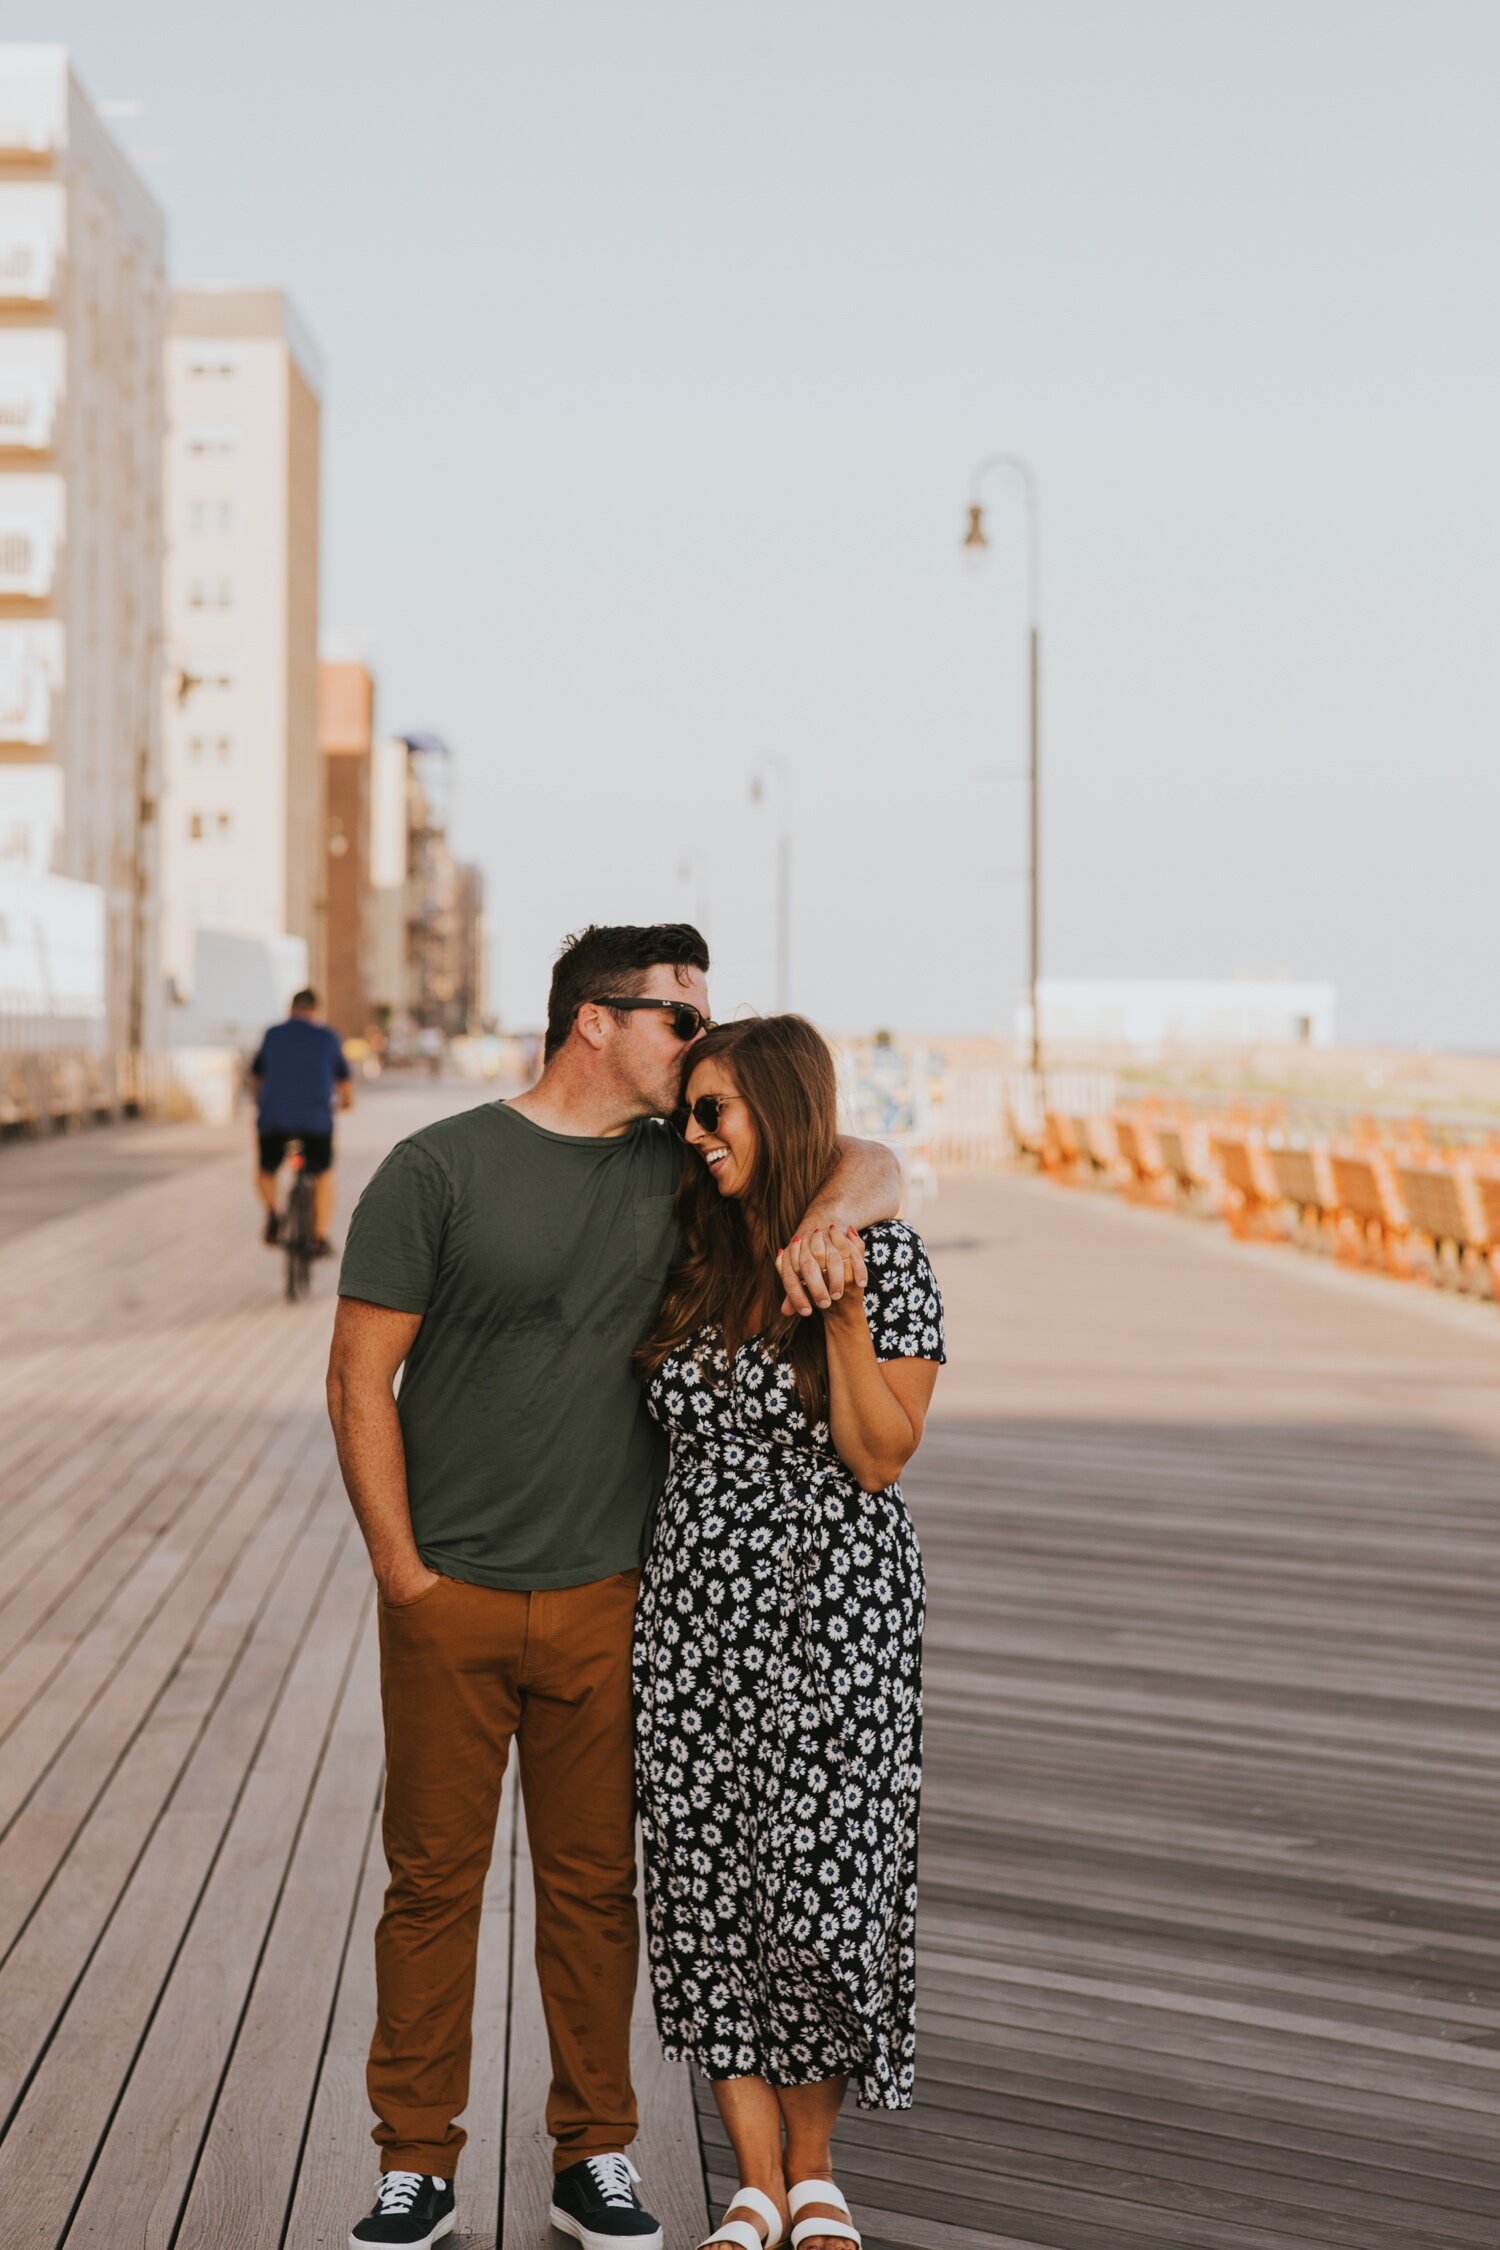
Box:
[37,0,1500,1045]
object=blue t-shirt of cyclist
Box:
[252,1018,351,1134]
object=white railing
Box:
[928,1066,1118,1168]
[833,1045,1118,1176]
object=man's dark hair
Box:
[290,988,318,1013]
[544,924,709,1061]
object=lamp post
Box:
[963,453,1042,1080]
[749,755,791,1011]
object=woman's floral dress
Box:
[632,1220,944,2107]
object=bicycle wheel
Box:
[284,1176,315,1300]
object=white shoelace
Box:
[376,2171,440,2214]
[585,2154,641,2208]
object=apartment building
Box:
[160,286,322,1040]
[319,655,374,1039]
[0,44,166,1053]
[366,732,489,1036]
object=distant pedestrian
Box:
[633,1016,943,2250]
[327,925,900,2250]
[249,988,353,1258]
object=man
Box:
[327,924,900,2250]
[250,987,354,1255]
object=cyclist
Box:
[249,987,354,1257]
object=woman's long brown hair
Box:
[635,1014,841,1419]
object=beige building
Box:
[0,45,166,1053]
[160,286,322,1034]
[367,732,409,1021]
[319,656,374,1039]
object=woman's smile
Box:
[683,1069,756,1196]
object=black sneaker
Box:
[263,1211,280,1245]
[349,2171,455,2248]
[550,2154,663,2249]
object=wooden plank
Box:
[173,1606,387,2247]
[0,1443,338,2130]
[277,1735,516,2250]
[0,1508,367,2239]
[502,1804,706,2250]
[0,1413,335,1968]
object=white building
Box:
[160,286,322,1043]
[0,45,166,1053]
[1018,978,1338,1055]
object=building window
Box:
[188,347,239,378]
[0,530,36,580]
[217,735,232,758]
[188,499,234,533]
[216,811,232,836]
[188,734,204,759]
[188,812,204,840]
[185,422,238,456]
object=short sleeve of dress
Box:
[861,1220,946,1365]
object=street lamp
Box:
[963,453,1042,1080]
[749,756,791,1012]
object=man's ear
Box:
[573,1003,608,1054]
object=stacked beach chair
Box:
[1019,1092,1500,1300]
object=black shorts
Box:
[258,1130,334,1177]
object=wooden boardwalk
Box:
[1,1088,1497,2248]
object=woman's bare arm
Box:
[779,1229,940,1492]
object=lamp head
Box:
[961,502,988,569]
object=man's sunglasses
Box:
[586,996,713,1042]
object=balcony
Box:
[0,334,64,451]
[0,475,63,598]
[0,621,63,745]
[0,49,68,157]
[0,186,65,303]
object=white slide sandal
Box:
[787,2178,861,2250]
[700,2184,786,2250]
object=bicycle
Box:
[280,1139,318,1301]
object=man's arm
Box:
[326,1297,435,1603]
[780,1134,902,1316]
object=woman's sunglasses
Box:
[683,1092,743,1134]
[585,996,713,1042]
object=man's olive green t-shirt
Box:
[338,1102,682,1589]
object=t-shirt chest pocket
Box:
[632,1194,678,1281]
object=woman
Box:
[633,1017,944,2250]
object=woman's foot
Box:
[701,2182,788,2250]
[786,2177,860,2250]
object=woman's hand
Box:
[776,1226,868,1319]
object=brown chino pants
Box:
[369,1568,640,2177]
